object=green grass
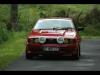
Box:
[81,36,100,39]
[0,31,28,70]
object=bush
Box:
[84,6,100,25]
[54,9,66,17]
[0,22,9,44]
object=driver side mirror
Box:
[77,27,84,31]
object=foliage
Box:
[0,4,100,44]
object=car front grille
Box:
[45,39,58,44]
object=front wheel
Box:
[79,45,81,56]
[26,53,33,60]
[72,46,80,60]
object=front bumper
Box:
[26,43,79,57]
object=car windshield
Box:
[33,19,75,30]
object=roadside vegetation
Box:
[0,31,27,70]
[0,4,100,70]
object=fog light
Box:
[57,37,64,44]
[39,37,46,44]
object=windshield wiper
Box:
[52,27,73,30]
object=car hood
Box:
[29,29,77,39]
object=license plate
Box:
[43,47,59,51]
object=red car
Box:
[25,18,84,59]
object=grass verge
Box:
[0,31,28,70]
[81,36,100,39]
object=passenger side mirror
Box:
[77,27,84,31]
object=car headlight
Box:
[33,38,39,43]
[64,38,69,44]
[28,38,39,44]
[57,37,64,44]
[39,37,46,44]
[64,38,75,44]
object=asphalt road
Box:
[5,39,100,71]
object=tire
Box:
[72,46,80,60]
[73,54,79,60]
[79,45,81,56]
[26,53,33,60]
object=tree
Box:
[10,4,18,31]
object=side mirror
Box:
[77,27,84,31]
